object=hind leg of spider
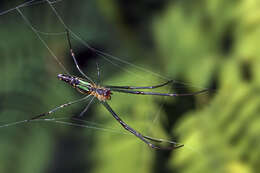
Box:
[101,101,182,150]
[30,95,91,121]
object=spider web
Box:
[0,0,209,151]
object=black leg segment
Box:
[110,88,208,97]
[105,80,173,90]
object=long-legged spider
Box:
[31,30,207,150]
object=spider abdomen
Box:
[58,74,80,87]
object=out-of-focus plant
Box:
[153,0,260,173]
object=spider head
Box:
[104,89,111,97]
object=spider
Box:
[31,30,207,150]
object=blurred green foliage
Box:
[0,0,260,173]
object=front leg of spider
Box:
[101,101,183,150]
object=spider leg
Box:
[79,96,95,117]
[143,135,183,147]
[101,101,183,150]
[105,80,173,90]
[96,62,101,85]
[110,88,208,96]
[30,95,91,120]
[66,29,94,83]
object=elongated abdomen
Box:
[57,74,111,101]
[57,74,80,87]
